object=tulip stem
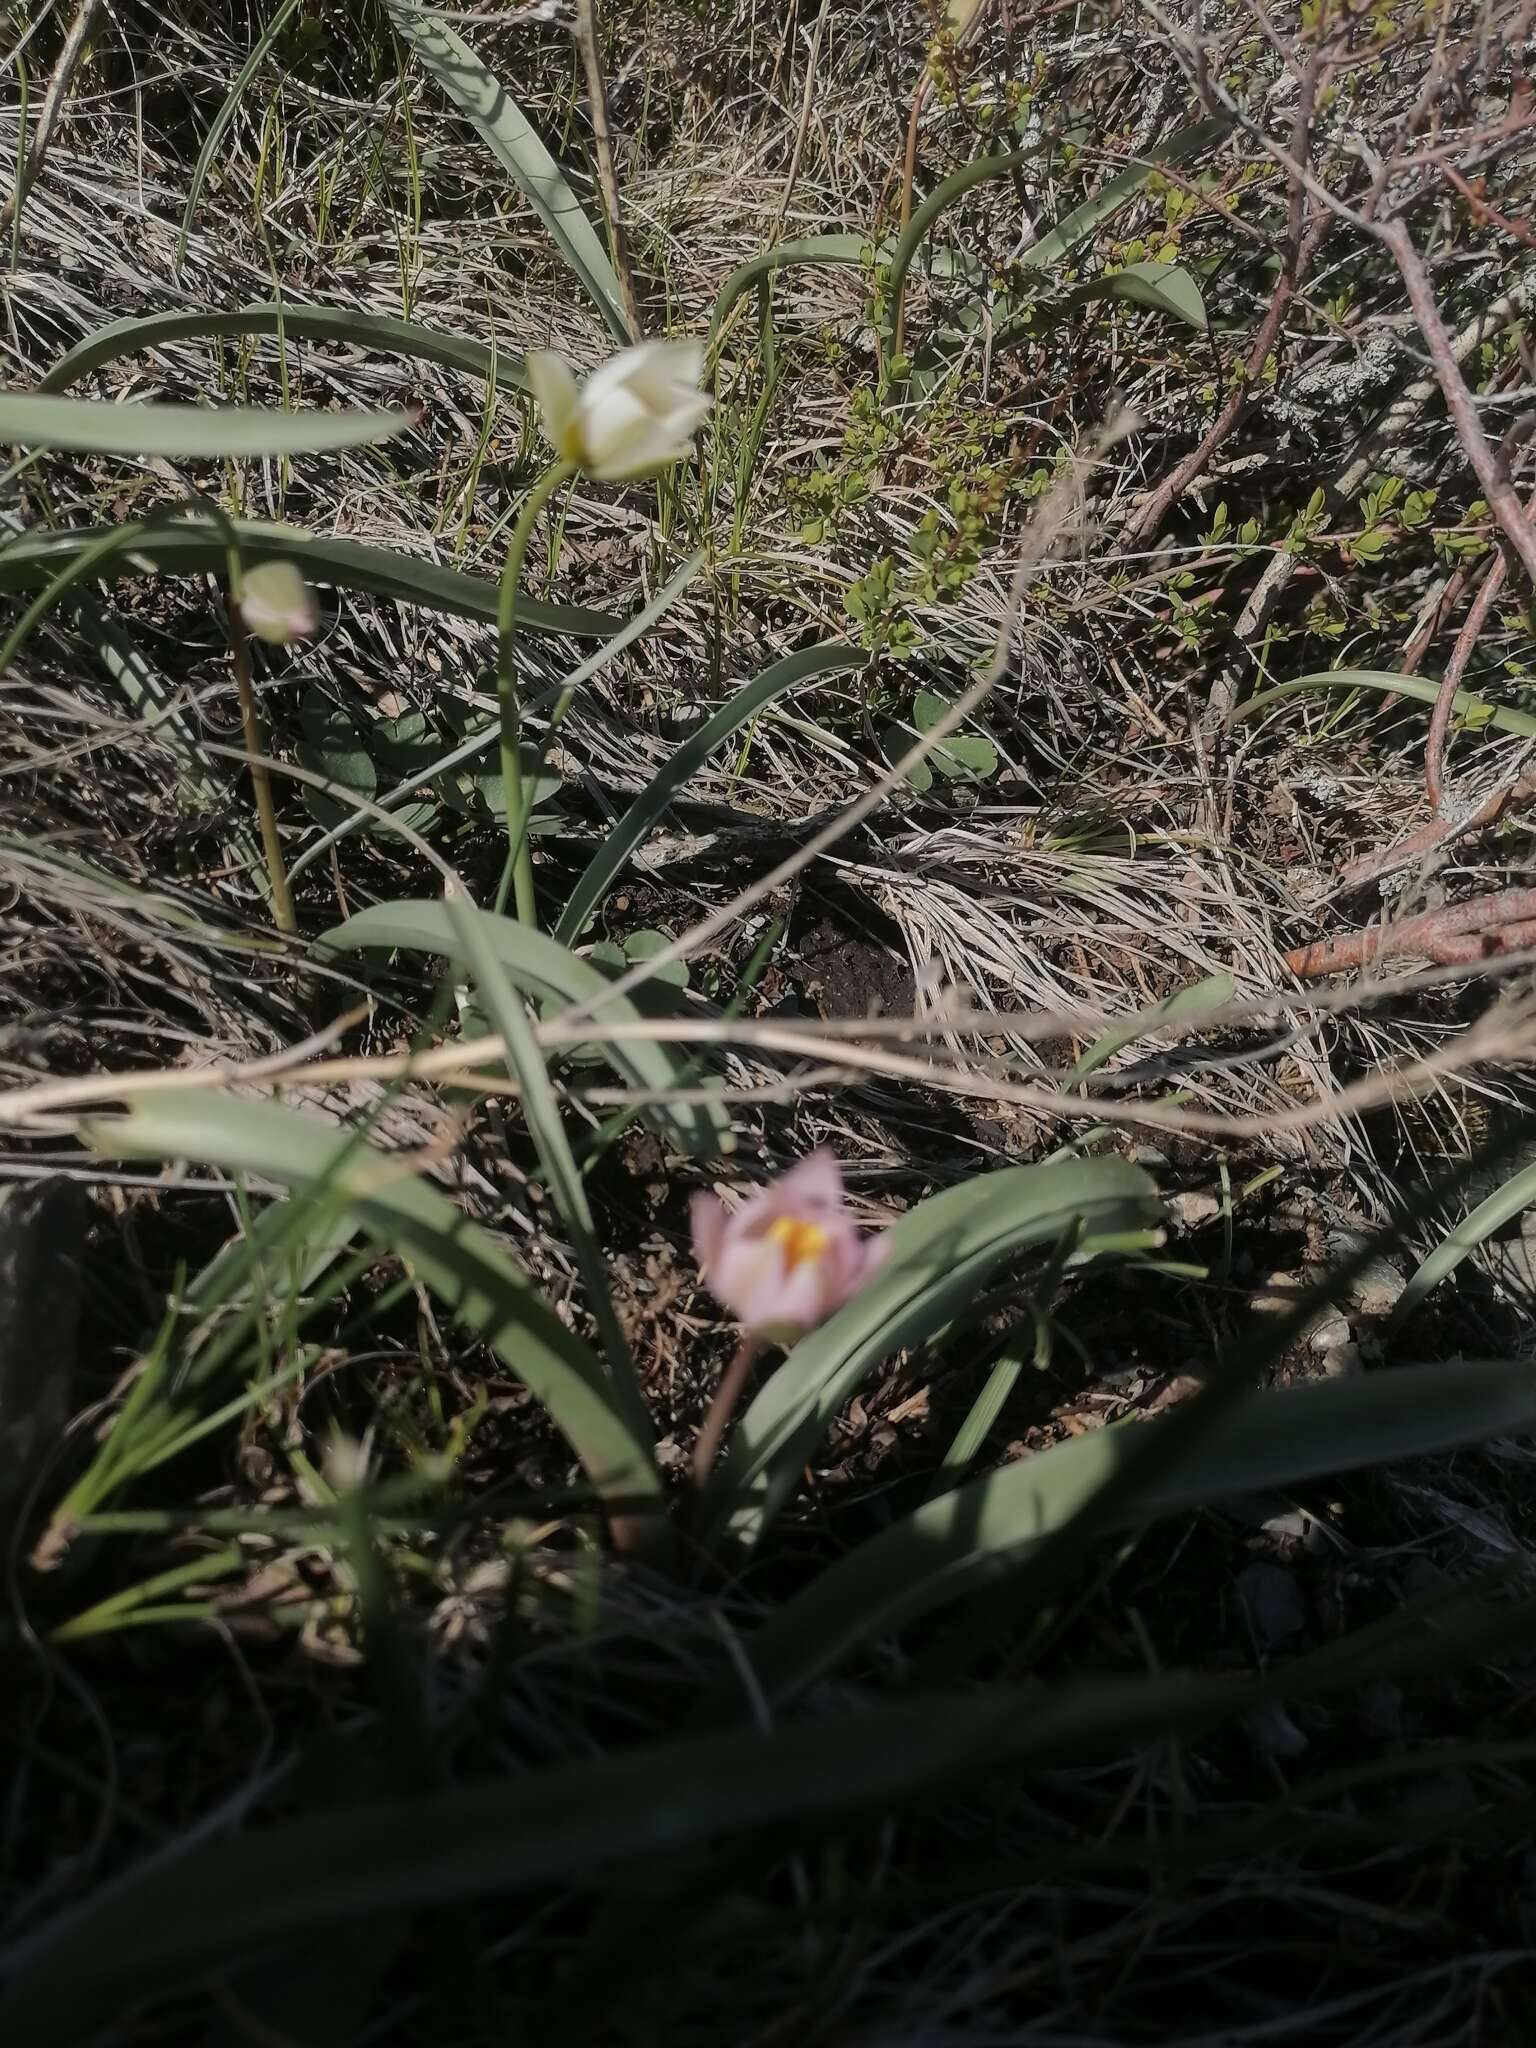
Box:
[494,457,576,924]
[691,1335,761,1491]
[225,555,296,937]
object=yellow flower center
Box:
[766,1214,829,1271]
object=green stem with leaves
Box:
[495,457,576,923]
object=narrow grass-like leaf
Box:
[0,518,617,638]
[288,551,703,883]
[743,1358,1536,1706]
[708,235,868,344]
[176,0,303,269]
[0,522,143,674]
[1068,972,1234,1084]
[317,900,731,1157]
[0,392,414,459]
[1394,1160,1536,1327]
[699,1159,1163,1558]
[0,1662,1356,2043]
[1229,668,1536,740]
[1051,260,1207,329]
[51,1547,246,1643]
[441,888,650,1444]
[12,1573,1531,2045]
[40,303,530,397]
[936,1340,1030,1485]
[384,0,629,341]
[556,642,866,941]
[1017,116,1230,272]
[887,148,1039,325]
[80,1093,663,1533]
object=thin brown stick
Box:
[1398,561,1475,678]
[573,0,644,340]
[1429,917,1536,965]
[1425,463,1536,806]
[772,0,833,231]
[1431,156,1536,254]
[21,985,1536,1148]
[228,600,297,936]
[1232,279,1536,656]
[691,1336,760,1488]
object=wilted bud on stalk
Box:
[238,559,318,644]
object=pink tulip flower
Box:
[690,1150,885,1346]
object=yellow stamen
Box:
[766,1214,829,1271]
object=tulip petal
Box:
[757,1255,832,1341]
[580,385,661,478]
[772,1148,844,1218]
[525,349,581,461]
[711,1232,788,1327]
[625,340,706,413]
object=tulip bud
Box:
[525,340,711,482]
[238,559,318,644]
[691,1150,884,1346]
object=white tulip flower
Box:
[525,340,710,481]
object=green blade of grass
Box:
[440,886,654,1461]
[10,1570,1534,2046]
[176,0,303,270]
[1228,667,1536,739]
[1045,260,1208,330]
[1068,972,1234,1084]
[0,392,414,459]
[698,1158,1163,1560]
[708,234,868,344]
[317,900,732,1158]
[51,1547,246,1643]
[741,1357,1536,1707]
[39,302,531,397]
[79,1093,664,1533]
[0,517,617,638]
[934,1339,1033,1488]
[555,641,866,941]
[384,0,630,342]
[1393,1159,1536,1327]
[0,1672,1229,2041]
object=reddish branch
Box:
[1376,217,1536,595]
[1423,547,1513,809]
[1431,157,1536,255]
[1337,767,1536,893]
[1285,887,1536,980]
